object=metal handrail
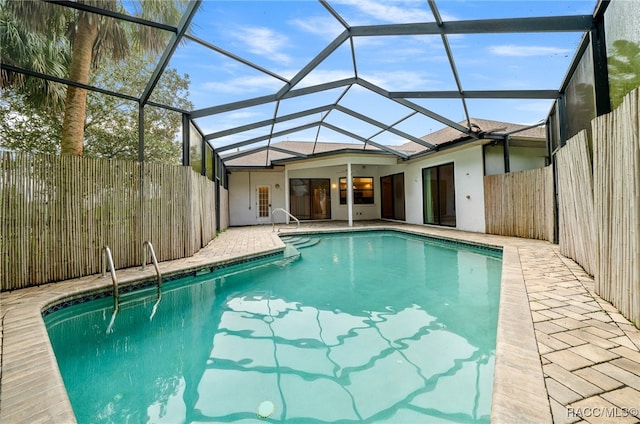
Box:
[271,208,300,232]
[101,246,119,313]
[104,242,165,333]
[142,241,163,320]
[102,246,120,334]
[142,240,162,286]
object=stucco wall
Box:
[288,165,382,221]
[484,144,547,175]
[228,171,286,226]
[227,147,488,232]
[378,146,486,232]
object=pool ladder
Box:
[102,241,163,333]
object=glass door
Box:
[289,179,331,220]
[256,185,271,223]
[381,173,405,220]
[422,163,456,227]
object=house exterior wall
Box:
[484,144,547,175]
[228,171,286,226]
[288,165,382,221]
[379,146,486,233]
[227,147,487,232]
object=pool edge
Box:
[1,224,551,423]
[491,245,552,422]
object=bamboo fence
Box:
[0,153,219,291]
[219,187,230,230]
[592,88,640,327]
[484,166,555,242]
[556,130,597,276]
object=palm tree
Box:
[2,0,188,156]
[0,2,69,114]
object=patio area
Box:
[1,221,639,423]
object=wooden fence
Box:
[592,88,640,327]
[553,88,639,327]
[556,130,597,276]
[0,153,218,291]
[477,90,639,327]
[484,166,555,242]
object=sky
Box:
[150,0,599,149]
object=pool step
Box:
[280,235,304,244]
[294,238,321,248]
[280,235,321,249]
[274,244,301,267]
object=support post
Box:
[591,14,611,116]
[558,94,568,147]
[201,140,207,176]
[138,104,145,163]
[182,114,190,166]
[503,135,511,173]
[284,168,290,224]
[347,162,353,227]
[138,104,145,255]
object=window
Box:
[339,177,374,204]
[422,163,456,227]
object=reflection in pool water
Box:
[46,231,502,423]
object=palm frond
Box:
[0,6,69,112]
[131,0,190,54]
[3,0,69,34]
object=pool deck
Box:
[1,221,639,423]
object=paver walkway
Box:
[519,245,640,423]
[1,222,639,423]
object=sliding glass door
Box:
[289,178,331,220]
[381,173,405,220]
[422,163,456,226]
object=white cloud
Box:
[489,45,571,57]
[201,74,284,94]
[200,68,356,96]
[514,100,554,114]
[296,69,355,87]
[290,16,344,40]
[359,70,443,90]
[334,0,433,24]
[226,111,264,121]
[499,78,535,89]
[232,26,292,64]
[468,72,491,81]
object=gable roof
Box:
[395,118,546,155]
[224,118,545,168]
[223,141,384,168]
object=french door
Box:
[256,185,271,223]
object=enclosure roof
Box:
[3,0,601,165]
[222,117,546,168]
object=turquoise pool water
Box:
[45,231,502,423]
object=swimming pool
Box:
[45,230,502,423]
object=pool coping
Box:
[0,222,623,423]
